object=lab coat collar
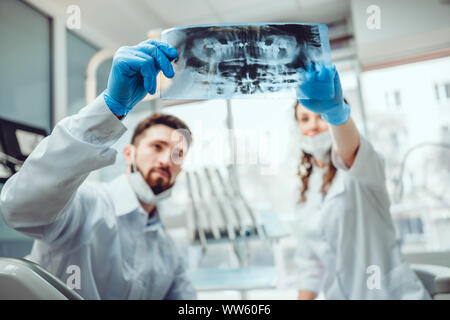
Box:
[107,174,144,217]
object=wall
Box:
[351,0,450,66]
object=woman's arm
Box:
[298,64,360,168]
[329,116,360,168]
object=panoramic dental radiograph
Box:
[160,23,331,99]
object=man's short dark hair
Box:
[131,113,193,147]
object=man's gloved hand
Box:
[297,64,350,126]
[103,39,178,116]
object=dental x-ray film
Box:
[160,23,331,99]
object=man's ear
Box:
[123,144,134,167]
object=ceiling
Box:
[49,0,351,47]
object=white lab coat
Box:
[0,94,196,300]
[295,136,430,299]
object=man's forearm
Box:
[0,94,126,229]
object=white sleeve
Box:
[331,136,387,189]
[0,94,126,242]
[295,233,325,293]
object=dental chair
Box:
[0,257,83,300]
[411,264,450,300]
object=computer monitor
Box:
[0,117,47,184]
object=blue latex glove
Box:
[297,64,350,126]
[103,39,178,116]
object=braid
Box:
[297,151,313,203]
[297,149,337,203]
[320,151,337,196]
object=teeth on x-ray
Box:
[161,23,331,99]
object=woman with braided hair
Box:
[293,64,429,300]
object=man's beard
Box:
[144,167,173,195]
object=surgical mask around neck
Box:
[127,147,172,204]
[298,130,332,162]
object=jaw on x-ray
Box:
[160,23,332,99]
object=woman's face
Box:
[295,103,329,137]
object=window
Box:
[0,0,52,257]
[433,82,450,103]
[385,90,402,109]
[360,56,450,252]
[394,90,402,107]
[434,84,440,101]
[395,217,425,239]
[66,30,112,116]
[0,0,52,132]
[66,31,98,115]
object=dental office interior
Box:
[0,0,450,300]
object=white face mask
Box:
[298,130,333,162]
[127,147,172,204]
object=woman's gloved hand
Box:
[297,64,350,126]
[103,39,178,116]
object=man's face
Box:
[124,124,189,194]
